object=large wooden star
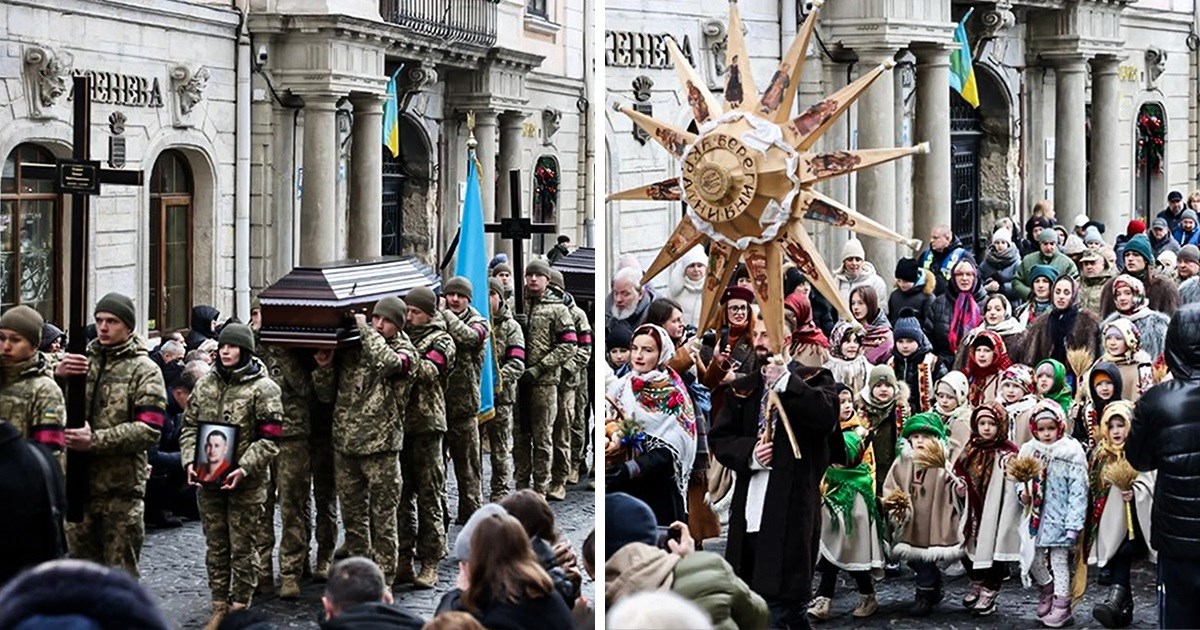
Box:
[608,0,924,353]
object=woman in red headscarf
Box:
[963,331,1014,407]
[785,291,831,368]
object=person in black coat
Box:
[1126,305,1200,628]
[927,258,988,366]
[978,227,1022,303]
[145,372,198,526]
[320,557,425,630]
[0,420,66,587]
[185,304,220,351]
[708,309,839,629]
[887,258,935,329]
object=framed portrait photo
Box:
[194,423,240,487]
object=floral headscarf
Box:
[1035,359,1073,413]
[632,323,676,369]
[1000,364,1035,395]
[1102,318,1142,363]
[829,321,864,360]
[964,331,1013,405]
[785,292,829,349]
[954,402,1017,540]
[1111,274,1148,316]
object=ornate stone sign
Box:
[605,30,695,68]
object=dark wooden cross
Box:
[20,75,145,521]
[484,170,556,312]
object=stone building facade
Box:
[0,0,591,336]
[605,0,1200,284]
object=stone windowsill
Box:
[524,13,561,36]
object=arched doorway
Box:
[0,143,60,322]
[950,90,983,253]
[381,115,432,256]
[148,149,193,333]
[532,155,559,253]
[1135,102,1166,219]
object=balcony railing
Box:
[380,0,500,48]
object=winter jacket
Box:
[532,536,580,604]
[185,305,220,352]
[442,306,489,420]
[1127,305,1200,560]
[605,290,653,342]
[1158,207,1186,234]
[320,602,424,630]
[1173,225,1200,247]
[979,245,1021,300]
[834,261,889,316]
[436,587,573,630]
[1013,251,1078,301]
[887,271,935,329]
[1016,437,1088,547]
[927,280,987,365]
[0,421,65,587]
[1181,277,1200,306]
[0,352,65,454]
[810,289,838,337]
[918,236,974,296]
[1079,260,1117,314]
[604,542,769,630]
[890,349,947,414]
[1151,232,1182,258]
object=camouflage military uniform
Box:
[515,289,576,495]
[397,316,455,574]
[486,293,525,502]
[565,297,593,482]
[180,356,283,606]
[440,307,488,523]
[66,335,166,578]
[313,324,416,583]
[254,340,315,591]
[0,352,66,457]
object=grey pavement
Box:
[142,459,596,629]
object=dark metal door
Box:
[381,147,406,256]
[950,91,982,256]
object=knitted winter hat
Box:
[0,560,171,630]
[372,296,407,327]
[454,503,508,561]
[893,310,924,343]
[406,286,437,316]
[901,411,948,440]
[1063,234,1086,255]
[443,275,473,301]
[1073,214,1089,229]
[491,262,512,277]
[867,364,898,389]
[783,267,807,295]
[1083,226,1104,246]
[1126,219,1146,237]
[606,321,633,351]
[217,323,255,354]
[841,238,865,261]
[0,305,43,347]
[40,322,64,352]
[94,292,136,331]
[1029,264,1060,285]
[991,228,1012,245]
[488,253,509,269]
[605,493,658,560]
[525,258,552,278]
[549,269,565,288]
[1037,228,1058,244]
[488,277,506,297]
[1183,209,1199,224]
[1179,245,1200,264]
[1124,234,1154,264]
[895,257,919,283]
[1159,250,1178,270]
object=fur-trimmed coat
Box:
[1180,276,1200,306]
[1009,308,1102,376]
[1098,272,1180,318]
[1100,310,1170,361]
[883,443,965,562]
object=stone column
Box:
[1050,54,1089,225]
[912,43,953,249]
[854,48,899,280]
[1089,56,1122,230]
[348,93,386,260]
[475,110,499,258]
[497,111,526,261]
[300,93,340,266]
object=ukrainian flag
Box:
[383,68,402,158]
[455,144,496,423]
[949,9,980,108]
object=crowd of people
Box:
[0,248,594,630]
[603,192,1200,629]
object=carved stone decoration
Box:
[701,19,729,90]
[404,61,439,94]
[632,102,653,145]
[632,76,654,102]
[1145,47,1167,90]
[108,111,127,168]
[22,46,74,119]
[170,65,210,127]
[541,107,562,145]
[978,9,1016,41]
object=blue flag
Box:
[455,152,496,422]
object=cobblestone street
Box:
[142,460,596,629]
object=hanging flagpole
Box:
[457,111,497,423]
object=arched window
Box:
[149,150,193,333]
[0,143,60,321]
[1135,103,1167,220]
[532,155,559,253]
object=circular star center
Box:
[682,133,759,224]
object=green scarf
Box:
[822,431,884,540]
[1036,358,1073,413]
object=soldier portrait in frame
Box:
[194,423,239,486]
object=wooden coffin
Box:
[257,256,441,348]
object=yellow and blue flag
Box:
[455,145,496,422]
[949,9,980,108]
[383,68,402,158]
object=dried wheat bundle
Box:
[912,440,946,471]
[882,488,911,523]
[1104,458,1139,540]
[1067,349,1094,395]
[1007,455,1042,483]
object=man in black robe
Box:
[709,305,840,629]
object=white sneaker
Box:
[807,596,833,621]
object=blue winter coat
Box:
[1017,438,1089,547]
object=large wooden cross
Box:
[484,169,556,312]
[20,75,145,521]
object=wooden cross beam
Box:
[19,75,146,521]
[484,169,556,312]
